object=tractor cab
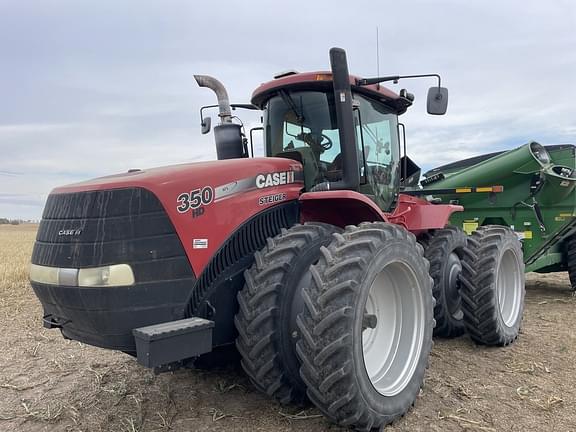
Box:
[249,60,448,212]
[254,80,402,211]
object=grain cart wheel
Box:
[296,222,434,430]
[565,234,576,291]
[234,223,340,404]
[460,225,525,346]
[420,226,468,338]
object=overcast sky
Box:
[1,0,575,219]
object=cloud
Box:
[0,0,575,218]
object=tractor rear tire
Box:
[565,234,576,291]
[421,226,468,338]
[460,225,525,346]
[234,223,339,405]
[296,222,434,430]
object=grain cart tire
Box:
[565,234,576,291]
[420,226,468,338]
[460,225,525,346]
[235,223,340,405]
[296,222,434,430]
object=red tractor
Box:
[30,48,525,430]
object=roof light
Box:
[273,70,299,79]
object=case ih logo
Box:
[256,171,295,189]
[58,228,82,236]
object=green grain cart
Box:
[421,141,576,282]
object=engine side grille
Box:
[186,201,299,316]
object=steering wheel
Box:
[296,131,333,152]
[319,134,333,150]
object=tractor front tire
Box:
[460,225,525,346]
[234,223,338,405]
[296,222,434,430]
[421,226,468,338]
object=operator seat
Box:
[275,147,320,190]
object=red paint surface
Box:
[300,191,462,234]
[52,157,304,275]
[299,190,389,226]
[388,194,463,235]
[251,71,400,107]
[51,159,460,276]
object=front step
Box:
[133,317,214,368]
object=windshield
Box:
[264,91,342,188]
[355,95,400,210]
[263,89,399,210]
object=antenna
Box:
[376,27,380,77]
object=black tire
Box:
[234,223,339,404]
[421,226,468,338]
[460,225,525,346]
[296,222,434,430]
[565,235,576,290]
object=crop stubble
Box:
[0,225,574,432]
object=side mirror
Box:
[427,87,448,115]
[201,116,212,134]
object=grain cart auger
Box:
[29,47,525,430]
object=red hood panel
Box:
[53,158,299,194]
[51,157,304,274]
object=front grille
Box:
[32,188,194,284]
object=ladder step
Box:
[133,317,214,368]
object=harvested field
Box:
[0,224,574,431]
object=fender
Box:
[388,194,463,235]
[299,190,389,227]
[300,191,462,234]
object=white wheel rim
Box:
[362,261,426,397]
[496,248,523,327]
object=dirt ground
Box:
[0,224,574,432]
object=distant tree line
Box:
[0,218,24,225]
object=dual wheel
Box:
[421,225,525,345]
[235,222,525,431]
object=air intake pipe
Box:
[194,75,232,123]
[311,48,360,191]
[195,75,245,160]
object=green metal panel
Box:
[421,143,576,273]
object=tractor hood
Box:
[46,157,304,275]
[53,157,301,195]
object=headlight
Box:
[78,264,134,287]
[29,264,61,285]
[30,264,135,287]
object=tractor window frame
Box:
[353,94,401,211]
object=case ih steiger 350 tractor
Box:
[30,48,525,430]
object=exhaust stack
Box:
[194,75,232,123]
[195,75,245,160]
[311,47,360,191]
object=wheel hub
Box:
[496,249,523,327]
[445,252,463,320]
[361,261,426,397]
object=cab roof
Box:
[251,71,413,114]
